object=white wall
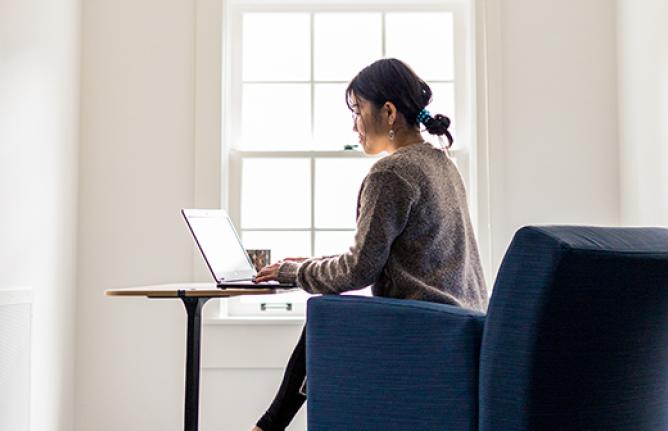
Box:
[76,0,307,429]
[76,0,197,430]
[485,0,620,273]
[617,0,668,226]
[0,0,81,430]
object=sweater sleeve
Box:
[280,170,418,294]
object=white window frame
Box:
[214,0,480,317]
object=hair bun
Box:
[425,114,454,147]
[435,114,451,129]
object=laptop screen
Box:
[182,210,256,282]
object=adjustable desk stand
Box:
[106,283,283,431]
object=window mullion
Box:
[310,158,316,257]
[310,12,316,258]
[310,12,315,139]
[381,12,386,56]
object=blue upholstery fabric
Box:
[306,295,485,431]
[479,226,668,431]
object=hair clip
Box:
[416,108,431,125]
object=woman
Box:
[251,58,489,431]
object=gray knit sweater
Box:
[277,141,489,313]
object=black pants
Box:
[256,326,307,431]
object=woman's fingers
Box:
[254,263,280,283]
[258,263,279,272]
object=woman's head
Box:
[346,58,453,154]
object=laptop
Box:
[181,209,298,289]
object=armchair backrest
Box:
[479,226,668,431]
[306,295,485,431]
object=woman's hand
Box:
[253,257,309,283]
[254,262,281,283]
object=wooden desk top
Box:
[105,282,296,298]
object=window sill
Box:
[204,315,306,326]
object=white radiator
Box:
[0,288,32,431]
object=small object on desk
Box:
[246,249,271,272]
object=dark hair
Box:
[346,58,454,147]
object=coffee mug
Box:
[246,249,271,272]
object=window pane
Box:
[314,158,376,229]
[314,83,358,150]
[241,230,312,264]
[241,84,311,150]
[450,155,459,169]
[241,158,311,228]
[315,230,356,257]
[314,13,382,81]
[242,13,310,81]
[385,13,454,81]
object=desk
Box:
[105,283,291,431]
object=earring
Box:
[388,129,395,141]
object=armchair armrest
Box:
[306,295,486,431]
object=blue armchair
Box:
[305,226,668,431]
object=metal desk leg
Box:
[180,295,211,431]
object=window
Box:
[222,0,474,317]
